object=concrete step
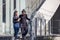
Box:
[0,36,52,40]
[0,36,12,40]
[13,36,52,40]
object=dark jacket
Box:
[19,14,30,24]
[13,16,19,24]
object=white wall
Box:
[0,0,3,34]
[20,0,26,11]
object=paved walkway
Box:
[54,37,60,40]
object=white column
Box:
[6,0,10,34]
[16,0,21,14]
[20,0,26,11]
[10,0,14,35]
[0,0,3,34]
[19,0,21,14]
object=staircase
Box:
[0,36,12,40]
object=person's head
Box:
[22,9,26,14]
[14,10,18,16]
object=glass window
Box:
[2,0,6,23]
[14,0,16,9]
[51,5,60,34]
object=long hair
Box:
[22,9,26,13]
[13,10,18,17]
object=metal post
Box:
[30,21,32,40]
[48,20,51,36]
[35,18,37,40]
[9,0,11,34]
[40,18,42,36]
[44,19,46,36]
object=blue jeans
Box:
[13,23,19,38]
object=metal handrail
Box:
[27,0,46,40]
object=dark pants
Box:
[13,23,19,38]
[21,27,28,37]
